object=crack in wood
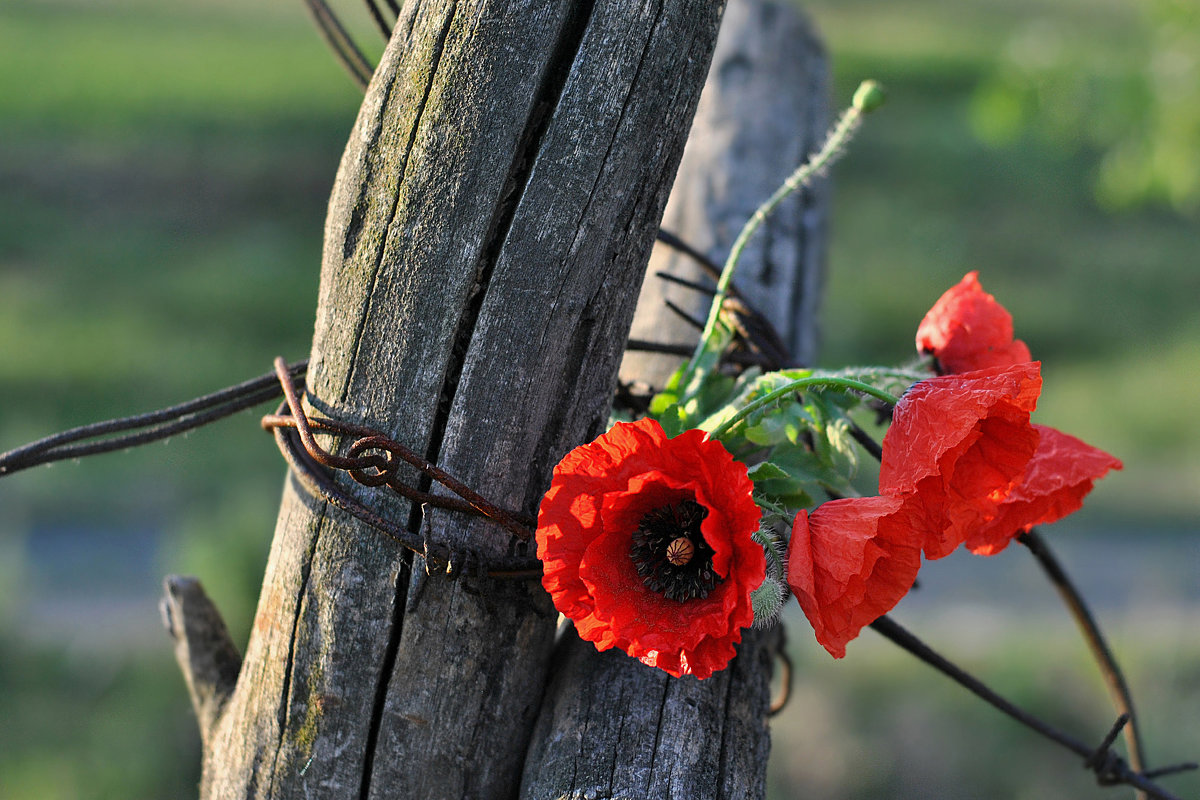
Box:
[266,499,328,797]
[358,547,414,799]
[415,0,598,510]
[343,3,459,408]
[354,1,600,794]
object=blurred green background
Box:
[0,0,1195,797]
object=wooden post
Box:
[522,1,828,796]
[163,0,728,797]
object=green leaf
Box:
[693,372,737,416]
[742,401,816,447]
[770,442,859,498]
[753,483,817,513]
[699,368,817,445]
[746,461,792,482]
[825,417,860,478]
[657,403,688,438]
[648,365,686,416]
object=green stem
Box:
[707,376,899,442]
[682,80,884,384]
[836,366,929,383]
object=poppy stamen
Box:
[630,499,721,602]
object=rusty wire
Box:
[768,631,792,717]
[3,212,1193,793]
[261,357,541,579]
[271,414,540,579]
[0,360,307,477]
[870,616,1194,800]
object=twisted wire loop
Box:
[260,357,541,580]
[1083,714,1196,791]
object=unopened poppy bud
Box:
[853,80,886,113]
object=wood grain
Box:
[521,0,828,796]
[171,0,729,797]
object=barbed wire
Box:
[870,617,1195,799]
[270,413,541,579]
[0,361,307,477]
[261,357,542,579]
[1,227,1194,796]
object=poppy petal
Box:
[879,363,1043,559]
[787,497,922,658]
[966,425,1123,555]
[916,271,1032,374]
[536,418,763,679]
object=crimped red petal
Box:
[881,363,1042,490]
[536,419,674,620]
[879,363,1043,558]
[583,474,759,656]
[787,497,922,658]
[916,271,1032,374]
[534,417,763,680]
[966,425,1123,555]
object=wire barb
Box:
[1143,763,1200,780]
[870,616,1189,800]
[271,417,540,579]
[1089,714,1138,787]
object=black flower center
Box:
[630,499,721,602]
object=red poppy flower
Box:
[879,363,1043,559]
[916,271,1032,374]
[965,425,1123,555]
[787,496,922,658]
[536,418,765,679]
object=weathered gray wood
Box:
[521,624,783,800]
[620,0,829,388]
[521,0,828,796]
[169,0,728,797]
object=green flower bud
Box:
[853,80,886,113]
[751,576,785,629]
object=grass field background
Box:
[0,0,1196,797]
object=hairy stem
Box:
[682,80,883,383]
[706,376,899,442]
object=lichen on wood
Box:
[164,0,740,797]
